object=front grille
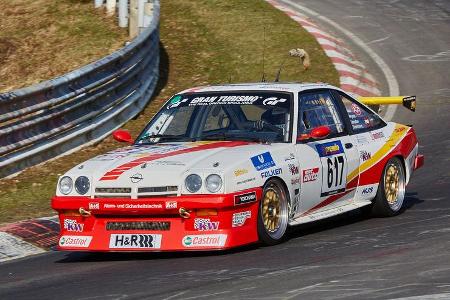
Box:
[138,186,178,193]
[96,187,131,193]
[106,221,171,231]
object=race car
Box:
[51,82,424,251]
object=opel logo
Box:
[130,173,143,183]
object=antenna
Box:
[261,26,266,82]
[274,58,287,82]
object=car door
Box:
[294,89,360,218]
[334,91,388,202]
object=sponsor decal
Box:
[182,234,227,247]
[360,150,372,161]
[59,236,92,248]
[262,97,287,106]
[291,177,301,185]
[284,153,296,162]
[320,188,345,197]
[130,173,143,183]
[362,187,374,195]
[232,211,251,227]
[89,202,99,210]
[395,127,406,133]
[150,160,186,166]
[103,203,163,209]
[109,234,162,249]
[234,169,248,177]
[250,152,275,171]
[63,219,84,232]
[351,103,362,116]
[260,167,282,179]
[167,95,189,109]
[302,167,319,183]
[194,218,219,231]
[165,201,177,209]
[236,177,256,185]
[288,164,299,175]
[364,117,370,125]
[234,191,257,205]
[316,141,344,157]
[371,131,385,140]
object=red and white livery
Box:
[52,83,424,251]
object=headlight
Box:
[185,174,202,193]
[59,176,73,195]
[205,174,222,193]
[75,176,90,195]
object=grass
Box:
[0,0,128,92]
[0,0,339,225]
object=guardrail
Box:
[0,1,160,178]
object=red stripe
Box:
[309,32,344,46]
[100,141,250,181]
[330,57,365,72]
[337,70,378,87]
[339,84,377,97]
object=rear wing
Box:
[358,96,416,112]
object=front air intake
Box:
[106,221,171,231]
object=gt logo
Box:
[262,97,287,106]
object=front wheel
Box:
[371,157,406,217]
[257,179,289,245]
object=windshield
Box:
[136,91,293,144]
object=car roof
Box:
[179,82,343,94]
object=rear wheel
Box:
[257,179,289,245]
[371,157,406,217]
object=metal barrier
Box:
[0,1,160,178]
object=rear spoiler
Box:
[358,96,416,112]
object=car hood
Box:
[63,141,292,196]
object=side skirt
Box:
[288,200,372,226]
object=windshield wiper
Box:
[200,132,269,143]
[138,134,192,144]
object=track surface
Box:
[1,1,449,299]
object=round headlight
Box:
[75,176,90,195]
[205,174,222,193]
[59,176,73,195]
[185,174,202,193]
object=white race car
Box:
[52,83,423,251]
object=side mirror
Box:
[113,129,133,144]
[310,125,331,140]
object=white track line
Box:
[280,0,399,120]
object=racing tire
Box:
[257,179,289,245]
[370,157,406,217]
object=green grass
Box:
[0,0,128,92]
[0,0,339,225]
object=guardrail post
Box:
[129,0,139,38]
[106,0,116,15]
[118,0,128,28]
[94,0,104,8]
[143,1,154,28]
[137,0,146,33]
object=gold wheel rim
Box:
[385,164,400,205]
[262,188,281,233]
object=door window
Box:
[298,90,345,141]
[338,92,385,133]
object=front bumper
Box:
[51,188,262,251]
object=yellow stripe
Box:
[346,124,409,182]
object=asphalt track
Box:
[1,1,449,299]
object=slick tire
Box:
[371,157,406,217]
[257,179,289,245]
